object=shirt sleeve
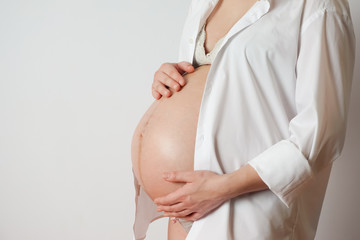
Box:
[247,8,356,207]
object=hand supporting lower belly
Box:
[154,164,268,222]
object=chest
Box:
[204,0,259,53]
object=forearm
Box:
[220,164,268,201]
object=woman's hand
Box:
[152,61,195,100]
[154,165,269,222]
[153,170,230,222]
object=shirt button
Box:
[198,134,205,143]
[188,38,194,44]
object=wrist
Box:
[217,172,241,201]
[221,171,244,200]
[219,164,269,201]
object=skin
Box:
[151,0,269,238]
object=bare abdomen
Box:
[131,65,210,200]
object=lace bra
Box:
[193,23,226,67]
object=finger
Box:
[153,82,171,98]
[176,61,195,75]
[157,202,185,213]
[161,72,182,92]
[162,64,187,87]
[184,212,202,222]
[152,88,161,100]
[162,171,196,183]
[163,209,193,218]
[154,71,180,93]
[154,187,185,205]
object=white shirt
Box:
[132,0,356,239]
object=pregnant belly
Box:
[131,64,211,200]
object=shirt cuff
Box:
[248,140,313,207]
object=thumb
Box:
[162,171,196,183]
[176,61,195,73]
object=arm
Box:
[248,7,356,207]
[152,0,196,100]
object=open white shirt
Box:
[132,0,356,239]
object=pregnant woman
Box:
[131,0,355,239]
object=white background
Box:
[0,0,358,239]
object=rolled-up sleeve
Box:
[248,9,356,207]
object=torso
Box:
[131,65,210,200]
[203,0,258,54]
[131,0,259,200]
